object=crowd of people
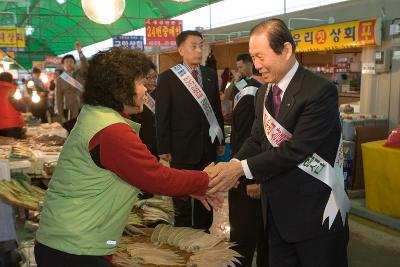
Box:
[0,18,349,267]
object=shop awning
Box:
[0,0,221,68]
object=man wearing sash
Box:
[55,41,88,123]
[208,19,349,267]
[131,61,158,158]
[225,53,266,267]
[156,30,225,230]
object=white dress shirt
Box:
[239,61,299,179]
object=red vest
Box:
[0,81,24,130]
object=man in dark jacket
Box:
[208,19,349,267]
[156,31,225,230]
[226,54,266,267]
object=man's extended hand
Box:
[246,184,261,199]
[192,192,223,211]
[207,161,244,194]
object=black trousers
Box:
[0,127,23,139]
[0,240,19,267]
[34,243,111,267]
[229,179,268,267]
[170,161,213,231]
[267,207,348,267]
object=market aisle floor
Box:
[251,214,400,267]
[348,215,400,267]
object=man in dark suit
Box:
[225,53,266,267]
[208,19,349,267]
[156,30,225,230]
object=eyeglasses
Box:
[145,75,157,80]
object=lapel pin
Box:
[287,103,291,106]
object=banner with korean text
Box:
[145,19,183,47]
[113,35,144,51]
[291,19,381,52]
[0,27,26,51]
[45,56,62,67]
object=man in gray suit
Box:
[55,41,88,123]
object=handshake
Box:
[192,161,245,211]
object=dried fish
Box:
[124,242,185,266]
[0,180,44,210]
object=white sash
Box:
[233,86,258,110]
[60,72,84,93]
[171,64,223,144]
[144,93,155,114]
[262,85,349,228]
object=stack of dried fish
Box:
[9,144,32,160]
[186,242,242,267]
[0,136,16,146]
[0,179,45,210]
[29,135,66,146]
[128,198,174,228]
[150,224,242,266]
[151,224,223,252]
[120,242,185,266]
[0,145,12,159]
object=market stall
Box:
[362,140,400,218]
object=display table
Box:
[361,140,400,218]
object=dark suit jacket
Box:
[131,90,157,158]
[156,65,224,165]
[235,65,346,242]
[230,78,262,156]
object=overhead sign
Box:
[145,19,183,47]
[292,18,381,53]
[45,56,62,67]
[32,61,45,70]
[0,51,15,60]
[0,27,26,51]
[113,35,144,51]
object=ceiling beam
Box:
[18,0,40,26]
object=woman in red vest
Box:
[0,72,25,139]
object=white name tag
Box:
[106,240,117,246]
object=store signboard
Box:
[145,19,183,47]
[0,51,15,59]
[113,35,144,51]
[0,27,26,51]
[392,50,400,61]
[292,19,381,53]
[361,62,376,74]
[32,61,45,70]
[45,56,62,67]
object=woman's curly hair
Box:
[83,47,152,112]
